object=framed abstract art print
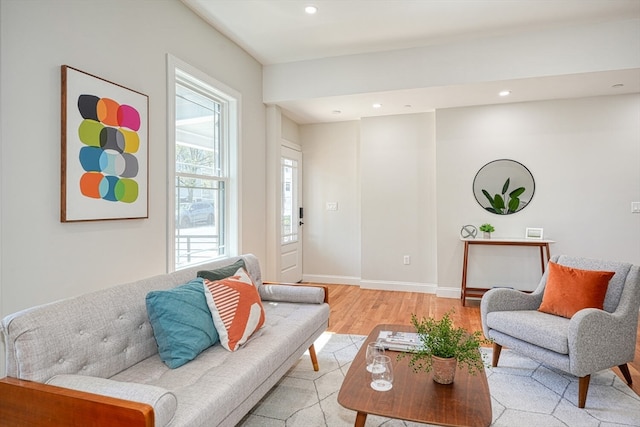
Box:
[61,65,148,222]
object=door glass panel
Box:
[281,156,298,244]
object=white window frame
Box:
[167,54,241,271]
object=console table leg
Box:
[354,411,367,427]
[539,246,545,273]
[461,241,470,306]
[545,243,551,264]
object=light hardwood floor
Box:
[323,284,640,396]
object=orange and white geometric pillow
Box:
[203,268,265,351]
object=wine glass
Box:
[366,342,385,373]
[370,355,393,391]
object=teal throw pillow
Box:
[197,258,246,282]
[146,278,219,369]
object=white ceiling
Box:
[182,0,640,123]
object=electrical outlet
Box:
[403,255,410,265]
[326,202,338,211]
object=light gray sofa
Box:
[0,254,330,426]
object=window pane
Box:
[174,76,227,269]
[175,178,224,267]
[176,84,222,176]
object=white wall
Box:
[360,113,437,291]
[0,0,266,374]
[300,114,438,291]
[281,114,300,144]
[436,94,640,290]
[299,94,639,296]
[300,121,361,283]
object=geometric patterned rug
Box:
[238,332,640,427]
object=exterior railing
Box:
[175,234,220,266]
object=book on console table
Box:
[377,330,422,352]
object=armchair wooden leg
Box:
[308,344,319,371]
[492,343,502,367]
[578,375,590,408]
[618,364,633,385]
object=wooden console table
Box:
[460,237,555,306]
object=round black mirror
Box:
[473,159,535,215]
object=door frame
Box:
[280,143,303,282]
[265,105,304,282]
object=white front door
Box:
[280,146,303,282]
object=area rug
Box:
[238,332,640,427]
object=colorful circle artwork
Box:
[76,94,141,203]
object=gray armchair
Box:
[481,255,640,408]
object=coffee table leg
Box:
[354,411,367,427]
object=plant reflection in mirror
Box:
[481,177,526,214]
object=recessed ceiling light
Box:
[332,110,341,115]
[372,103,382,108]
[305,5,317,14]
[404,104,412,108]
[612,83,624,88]
[499,90,511,97]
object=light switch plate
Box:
[326,202,338,211]
[632,202,640,213]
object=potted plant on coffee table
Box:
[399,309,491,384]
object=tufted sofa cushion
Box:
[108,299,329,427]
[1,255,257,382]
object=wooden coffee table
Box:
[338,324,492,427]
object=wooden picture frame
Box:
[61,65,148,222]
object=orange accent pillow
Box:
[538,261,614,318]
[203,268,265,351]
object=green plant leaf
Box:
[494,194,505,210]
[479,223,494,232]
[508,197,520,213]
[481,189,494,206]
[509,187,525,198]
[501,178,510,195]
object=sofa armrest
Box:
[0,377,153,427]
[568,309,635,375]
[481,288,542,312]
[261,283,328,304]
[46,375,176,427]
[481,288,542,336]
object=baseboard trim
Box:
[302,274,361,286]
[435,286,462,299]
[302,275,460,299]
[359,280,438,295]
